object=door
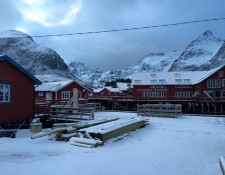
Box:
[46,92,52,101]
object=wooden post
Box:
[221,103,223,115]
[73,88,79,108]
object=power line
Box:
[4,17,225,39]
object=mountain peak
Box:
[202,30,213,37]
[0,30,32,40]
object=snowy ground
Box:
[1,112,225,175]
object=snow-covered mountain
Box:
[1,29,224,84]
[169,30,224,71]
[70,30,224,84]
[200,41,225,70]
[0,30,71,81]
[68,61,103,83]
[98,51,181,81]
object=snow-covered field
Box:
[1,112,225,175]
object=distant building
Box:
[35,80,90,102]
[131,66,225,114]
[0,55,41,125]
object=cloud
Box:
[17,0,82,27]
[0,0,23,29]
[1,0,225,71]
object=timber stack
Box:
[137,104,182,118]
[31,117,148,148]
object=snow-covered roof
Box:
[35,80,74,92]
[93,88,104,93]
[106,87,120,93]
[116,82,129,91]
[93,87,121,93]
[197,66,223,83]
[132,67,223,86]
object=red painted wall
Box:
[194,68,225,102]
[133,85,195,101]
[0,61,35,124]
[35,82,89,101]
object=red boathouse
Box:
[0,55,42,125]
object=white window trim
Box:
[38,92,43,96]
[61,91,70,100]
[0,84,11,103]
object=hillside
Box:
[0,30,71,81]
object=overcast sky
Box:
[1,0,225,71]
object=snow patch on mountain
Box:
[0,30,71,80]
[169,30,224,71]
[68,61,103,83]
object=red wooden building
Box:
[0,55,42,125]
[35,80,90,103]
[131,65,225,114]
[91,83,132,100]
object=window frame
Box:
[0,83,11,103]
[38,92,43,96]
[207,79,221,88]
[61,91,70,100]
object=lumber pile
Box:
[80,117,148,141]
[31,119,118,146]
[31,117,148,148]
[137,104,182,118]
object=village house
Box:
[0,55,42,125]
[91,82,131,100]
[132,65,225,114]
[35,80,90,103]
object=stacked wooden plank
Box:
[31,116,148,147]
[137,104,182,118]
[31,118,118,142]
[79,117,148,141]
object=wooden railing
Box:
[49,105,95,121]
[35,99,101,116]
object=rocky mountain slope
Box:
[1,29,225,84]
[68,61,102,83]
[0,30,71,81]
[69,30,225,85]
[169,30,224,71]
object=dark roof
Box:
[0,55,42,85]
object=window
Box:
[150,80,157,84]
[174,73,181,78]
[175,91,193,98]
[0,84,11,103]
[223,79,225,88]
[207,79,221,88]
[142,91,167,98]
[134,80,141,85]
[175,79,183,84]
[38,92,43,96]
[150,74,157,79]
[61,91,70,100]
[159,79,166,84]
